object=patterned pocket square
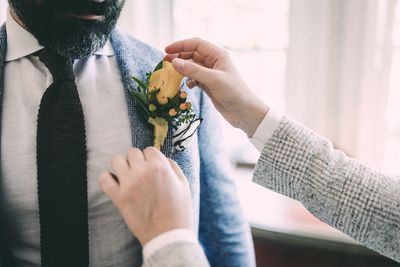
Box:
[172,112,203,152]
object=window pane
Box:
[383,48,400,173]
[392,1,400,47]
[230,50,287,111]
[173,0,289,49]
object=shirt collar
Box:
[5,9,114,62]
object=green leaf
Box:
[165,93,180,109]
[132,89,149,106]
[130,87,149,106]
[148,88,160,97]
[131,76,148,93]
[154,60,164,72]
[146,72,152,85]
[130,90,151,118]
[136,101,151,118]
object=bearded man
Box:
[0,0,255,266]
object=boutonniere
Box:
[130,60,202,151]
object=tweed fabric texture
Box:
[37,50,89,266]
[254,116,400,262]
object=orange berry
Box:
[179,103,187,110]
[169,109,177,117]
[180,91,188,99]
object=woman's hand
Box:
[165,38,269,137]
[98,147,194,246]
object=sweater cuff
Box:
[143,229,197,262]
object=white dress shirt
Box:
[0,11,142,266]
[249,107,284,151]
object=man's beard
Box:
[9,0,126,58]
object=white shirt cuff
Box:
[142,229,198,262]
[249,108,284,152]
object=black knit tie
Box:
[37,50,89,267]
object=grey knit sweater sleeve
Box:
[253,117,400,262]
[142,242,210,267]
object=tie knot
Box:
[39,49,75,81]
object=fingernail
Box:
[173,58,185,70]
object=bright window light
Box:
[173,0,290,165]
[383,1,400,174]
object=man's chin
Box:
[38,32,109,59]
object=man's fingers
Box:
[111,155,130,178]
[127,148,145,167]
[172,58,212,84]
[98,171,120,201]
[168,159,187,182]
[143,146,165,161]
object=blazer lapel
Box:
[110,30,173,157]
[0,25,7,136]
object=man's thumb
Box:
[172,58,210,83]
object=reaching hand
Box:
[98,147,194,246]
[165,38,269,137]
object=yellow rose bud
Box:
[149,104,157,112]
[180,91,188,99]
[179,103,187,110]
[148,61,184,105]
[186,102,192,110]
[169,109,177,117]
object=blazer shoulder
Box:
[110,29,163,67]
[0,24,7,59]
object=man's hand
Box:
[164,38,269,137]
[98,147,194,246]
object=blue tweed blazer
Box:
[0,26,255,267]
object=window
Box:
[0,1,6,23]
[384,1,400,174]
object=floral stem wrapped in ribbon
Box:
[130,61,199,150]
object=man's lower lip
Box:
[66,13,105,20]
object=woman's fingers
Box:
[172,58,213,85]
[165,38,221,59]
[186,79,198,89]
[169,51,206,65]
[163,53,178,62]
